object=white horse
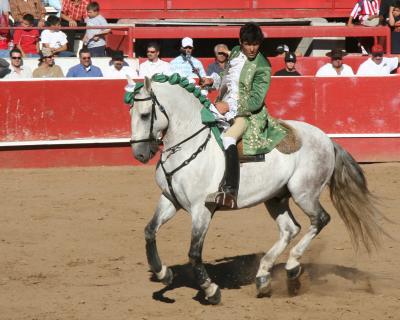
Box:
[127,76,384,304]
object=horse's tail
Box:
[329,141,385,253]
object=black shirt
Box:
[274,68,301,76]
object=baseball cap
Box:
[181,37,194,48]
[285,52,296,62]
[276,44,289,54]
[371,44,384,55]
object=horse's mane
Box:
[151,73,212,109]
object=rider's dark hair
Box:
[239,22,264,44]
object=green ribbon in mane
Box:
[123,73,287,155]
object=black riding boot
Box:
[215,144,240,209]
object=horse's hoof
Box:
[160,267,174,285]
[287,265,302,280]
[206,286,221,305]
[256,274,272,298]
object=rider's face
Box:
[240,41,260,60]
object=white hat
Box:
[181,37,194,48]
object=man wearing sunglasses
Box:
[170,37,206,80]
[357,44,400,75]
[139,42,170,78]
[316,48,355,76]
[206,43,229,77]
[4,48,32,79]
[33,47,64,78]
[66,47,103,77]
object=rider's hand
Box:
[215,102,229,115]
[200,77,213,88]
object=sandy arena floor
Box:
[0,163,399,320]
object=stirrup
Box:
[206,191,237,210]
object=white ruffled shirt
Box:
[210,51,247,121]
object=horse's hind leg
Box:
[285,196,330,278]
[255,197,301,297]
[144,194,178,285]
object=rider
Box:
[201,22,271,209]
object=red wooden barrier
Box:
[96,0,355,19]
[0,77,399,168]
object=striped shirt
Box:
[170,55,206,79]
[62,0,89,22]
[350,0,379,21]
[9,0,46,22]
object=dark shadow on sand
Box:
[150,252,373,304]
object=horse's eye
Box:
[141,113,150,120]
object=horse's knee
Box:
[312,211,331,235]
[144,222,156,241]
[290,224,301,239]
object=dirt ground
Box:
[0,162,399,320]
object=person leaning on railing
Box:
[60,0,89,52]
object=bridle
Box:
[129,89,212,207]
[129,90,169,145]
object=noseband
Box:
[129,90,169,145]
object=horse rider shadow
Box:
[150,253,374,305]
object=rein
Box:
[129,89,212,207]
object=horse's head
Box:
[126,76,169,163]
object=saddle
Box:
[238,120,302,163]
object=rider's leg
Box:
[215,117,247,209]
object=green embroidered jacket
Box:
[216,46,286,155]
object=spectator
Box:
[9,0,46,26]
[61,0,89,52]
[83,2,109,57]
[0,0,11,58]
[104,50,138,78]
[48,0,62,17]
[66,47,103,77]
[276,44,289,56]
[0,57,11,77]
[4,48,32,78]
[13,13,39,57]
[206,43,229,76]
[41,15,74,57]
[379,0,394,25]
[348,0,380,26]
[139,42,170,78]
[274,52,302,76]
[389,0,400,53]
[170,37,206,79]
[357,44,400,75]
[32,47,64,78]
[316,49,355,76]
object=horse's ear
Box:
[144,76,152,93]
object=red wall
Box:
[0,77,399,168]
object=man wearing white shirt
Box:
[104,50,138,79]
[139,42,171,78]
[357,44,400,75]
[4,48,32,79]
[316,48,355,76]
[41,15,74,57]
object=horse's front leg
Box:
[144,194,178,285]
[188,205,221,305]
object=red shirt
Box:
[13,29,39,54]
[62,0,89,22]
